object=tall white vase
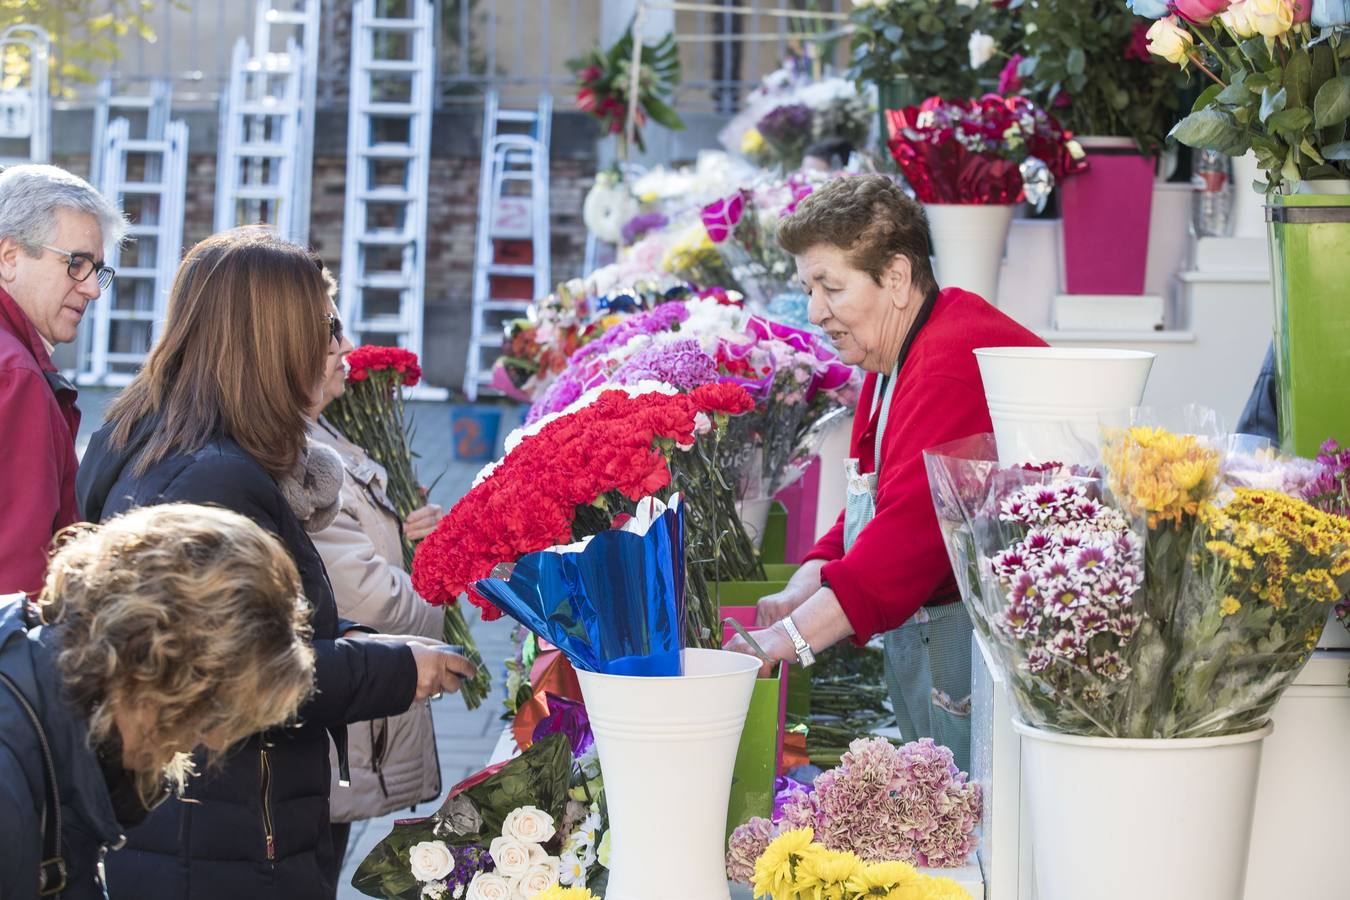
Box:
[576,648,761,900]
[926,203,1016,304]
[974,347,1155,466]
[1014,720,1272,900]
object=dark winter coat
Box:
[76,424,419,900]
[0,597,124,900]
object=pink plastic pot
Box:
[1060,137,1156,295]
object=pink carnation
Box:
[726,817,775,884]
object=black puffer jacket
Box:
[0,597,125,900]
[76,424,418,900]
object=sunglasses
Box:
[324,312,344,344]
[41,244,115,291]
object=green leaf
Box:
[1313,76,1350,129]
[1067,48,1086,77]
[643,95,684,131]
[1214,82,1249,107]
[1169,108,1251,155]
[1323,140,1350,160]
[1260,86,1287,123]
[1285,49,1312,110]
[1269,107,1313,135]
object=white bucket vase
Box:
[926,203,1016,304]
[1013,720,1272,900]
[974,347,1155,466]
[577,648,761,900]
[736,497,773,551]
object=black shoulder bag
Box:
[0,667,66,895]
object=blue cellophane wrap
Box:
[473,498,686,677]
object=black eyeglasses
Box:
[324,312,344,343]
[41,244,115,291]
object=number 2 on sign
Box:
[454,418,488,459]
[493,198,531,237]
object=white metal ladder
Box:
[89,78,171,194]
[81,116,189,385]
[338,0,438,390]
[249,0,320,244]
[463,90,553,401]
[214,35,304,239]
[0,25,50,166]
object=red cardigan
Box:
[0,287,81,596]
[804,288,1045,643]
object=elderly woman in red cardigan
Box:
[727,174,1044,770]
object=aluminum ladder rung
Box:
[361,143,417,159]
[118,181,167,194]
[483,300,532,312]
[485,264,537,277]
[236,101,296,116]
[364,17,421,31]
[229,185,288,201]
[360,102,419,116]
[236,142,290,157]
[365,59,421,73]
[359,187,416,203]
[357,273,414,290]
[358,231,414,246]
[115,139,172,154]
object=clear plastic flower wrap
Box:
[924,410,1350,739]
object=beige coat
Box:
[309,418,442,823]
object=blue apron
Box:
[843,368,973,773]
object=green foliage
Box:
[847,0,1013,102]
[1011,0,1187,157]
[0,0,170,96]
[1166,25,1350,191]
[567,28,684,158]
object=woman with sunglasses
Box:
[76,227,476,900]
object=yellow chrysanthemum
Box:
[1102,426,1221,529]
[741,127,766,155]
[531,887,599,900]
[792,847,863,900]
[846,859,922,896]
[753,828,816,899]
[910,873,974,900]
[1220,595,1241,617]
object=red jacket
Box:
[0,287,81,595]
[804,288,1044,643]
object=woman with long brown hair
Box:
[76,227,474,899]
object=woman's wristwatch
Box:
[780,616,816,668]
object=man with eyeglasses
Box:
[0,165,125,596]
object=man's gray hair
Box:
[0,164,127,258]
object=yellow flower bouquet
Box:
[750,829,972,900]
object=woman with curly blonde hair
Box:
[0,503,316,900]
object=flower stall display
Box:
[568,28,684,160]
[719,60,874,170]
[1130,0,1350,456]
[353,732,611,899]
[886,95,1086,302]
[1015,0,1189,294]
[324,346,490,710]
[727,737,981,888]
[849,0,1012,147]
[1304,439,1350,650]
[923,417,1350,900]
[699,175,820,310]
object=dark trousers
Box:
[325,822,352,890]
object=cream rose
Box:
[1246,0,1294,34]
[466,872,512,900]
[1219,0,1260,36]
[502,806,557,845]
[489,836,532,878]
[408,841,455,883]
[968,31,996,69]
[1146,16,1195,65]
[514,863,559,899]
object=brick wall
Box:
[52,108,597,392]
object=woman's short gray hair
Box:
[0,164,127,257]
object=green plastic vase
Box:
[1267,191,1350,457]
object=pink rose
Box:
[1171,0,1230,23]
[998,55,1024,95]
[1290,0,1312,21]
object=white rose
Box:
[409,841,455,883]
[527,842,549,866]
[489,836,533,878]
[968,31,996,70]
[503,806,557,845]
[1218,0,1260,36]
[514,863,559,899]
[465,872,512,900]
[1145,15,1194,65]
[1246,0,1294,35]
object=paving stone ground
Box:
[75,390,524,897]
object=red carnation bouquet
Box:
[413,382,756,648]
[886,95,1086,204]
[326,346,490,709]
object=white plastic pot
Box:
[576,648,761,900]
[1013,719,1272,900]
[974,347,1155,466]
[926,203,1016,304]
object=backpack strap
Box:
[0,670,66,896]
